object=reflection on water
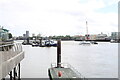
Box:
[17,41,118,78]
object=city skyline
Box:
[0,0,118,37]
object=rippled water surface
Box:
[17,41,118,78]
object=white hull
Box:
[79,41,91,45]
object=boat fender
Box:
[58,71,62,77]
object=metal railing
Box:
[0,43,23,62]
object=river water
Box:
[17,41,118,78]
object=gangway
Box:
[0,43,24,80]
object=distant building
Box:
[23,34,26,37]
[26,31,29,38]
[32,33,35,37]
[111,32,120,40]
[74,35,85,41]
[84,33,110,41]
[96,33,108,40]
[37,33,41,38]
[89,35,97,40]
[23,34,26,40]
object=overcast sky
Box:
[0,0,118,36]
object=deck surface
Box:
[49,68,80,79]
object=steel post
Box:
[10,71,12,80]
[57,40,61,68]
[18,63,21,80]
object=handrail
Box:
[0,43,23,61]
[0,44,14,48]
